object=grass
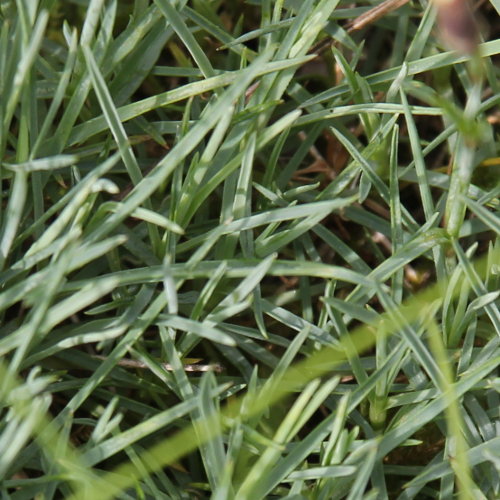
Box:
[0,0,499,498]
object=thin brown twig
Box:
[347,0,411,32]
[308,0,412,56]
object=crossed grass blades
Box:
[1,0,499,499]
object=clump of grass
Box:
[0,0,499,499]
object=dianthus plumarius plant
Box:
[1,0,499,498]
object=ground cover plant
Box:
[1,0,499,498]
